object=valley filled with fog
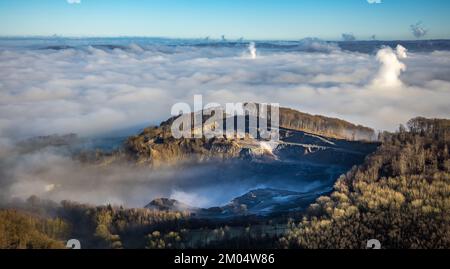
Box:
[1,38,450,209]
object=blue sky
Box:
[0,0,449,40]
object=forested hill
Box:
[136,106,376,142]
[281,117,450,249]
[122,106,377,167]
[279,107,375,141]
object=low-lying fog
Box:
[1,38,450,207]
[0,143,339,208]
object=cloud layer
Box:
[1,41,450,143]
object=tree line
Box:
[280,117,450,249]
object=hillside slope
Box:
[278,107,374,141]
[280,117,450,249]
[123,106,376,167]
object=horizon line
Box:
[0,35,449,43]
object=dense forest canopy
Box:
[0,209,69,249]
[280,117,450,249]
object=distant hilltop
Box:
[278,107,375,141]
[123,106,378,167]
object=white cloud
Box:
[396,44,408,59]
[0,42,450,143]
[247,42,257,59]
[371,45,406,88]
[170,190,211,208]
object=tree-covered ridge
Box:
[121,106,376,167]
[279,107,375,141]
[280,117,450,249]
[2,198,282,249]
[0,209,69,249]
[1,198,195,249]
[54,201,191,249]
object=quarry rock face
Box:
[124,106,377,168]
[14,106,379,218]
[132,107,380,217]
